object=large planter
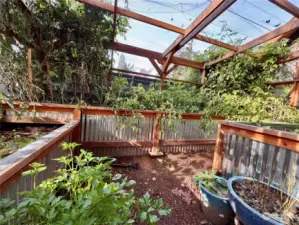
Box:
[197,176,234,225]
[228,176,290,225]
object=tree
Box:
[0,0,129,104]
[118,54,127,70]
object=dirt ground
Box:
[113,151,215,225]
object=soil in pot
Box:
[233,179,299,225]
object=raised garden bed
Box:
[0,123,57,158]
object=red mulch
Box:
[113,151,215,225]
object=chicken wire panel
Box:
[82,115,154,142]
[161,119,217,140]
[0,135,70,203]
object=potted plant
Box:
[228,176,299,225]
[193,171,234,225]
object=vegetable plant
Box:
[0,142,171,225]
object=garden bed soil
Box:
[0,125,57,158]
[232,179,299,224]
[113,151,236,225]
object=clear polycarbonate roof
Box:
[86,0,299,72]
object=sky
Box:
[112,0,299,74]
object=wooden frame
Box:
[269,0,299,18]
[212,121,299,171]
[163,0,236,58]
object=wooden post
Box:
[161,74,165,90]
[290,59,299,107]
[150,113,164,156]
[212,123,225,171]
[72,108,81,144]
[27,48,33,98]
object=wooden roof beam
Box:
[77,0,238,52]
[206,18,299,66]
[148,58,163,77]
[162,0,236,58]
[269,0,299,18]
[112,42,203,69]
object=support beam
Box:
[269,0,299,18]
[112,42,203,69]
[206,18,299,66]
[163,0,236,58]
[166,64,178,75]
[162,51,175,74]
[77,0,238,52]
[148,58,163,76]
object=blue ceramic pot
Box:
[228,176,284,225]
[197,176,234,225]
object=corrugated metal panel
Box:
[222,132,299,196]
[81,115,217,156]
[161,119,217,140]
[0,135,70,202]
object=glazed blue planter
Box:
[228,176,283,225]
[196,176,234,225]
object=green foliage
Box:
[0,0,129,104]
[0,142,171,225]
[204,39,290,94]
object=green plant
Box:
[0,142,171,225]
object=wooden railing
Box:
[212,121,299,192]
[0,121,79,199]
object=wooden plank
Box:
[162,51,175,74]
[166,64,178,75]
[269,0,299,18]
[278,51,299,63]
[148,58,163,76]
[72,109,81,143]
[0,115,71,124]
[163,0,236,57]
[81,139,215,148]
[212,123,225,171]
[78,0,238,52]
[160,139,216,146]
[112,42,203,69]
[82,141,153,148]
[267,79,299,86]
[221,124,299,153]
[220,121,299,142]
[206,18,299,66]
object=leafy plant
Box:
[0,142,171,225]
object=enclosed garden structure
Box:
[2,0,299,224]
